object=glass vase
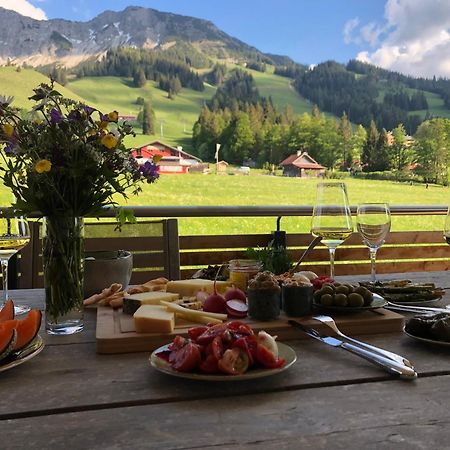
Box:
[42,216,84,335]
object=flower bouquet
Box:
[0,82,158,334]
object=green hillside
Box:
[0,66,86,108]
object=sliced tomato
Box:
[198,354,219,374]
[226,321,254,335]
[211,335,224,361]
[196,323,230,345]
[187,326,209,342]
[256,344,285,369]
[170,342,202,372]
[233,335,258,367]
[168,335,187,351]
[218,348,249,375]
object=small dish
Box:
[389,297,443,307]
[312,293,387,313]
[0,335,45,373]
[403,328,450,347]
[150,342,297,381]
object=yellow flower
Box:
[35,159,52,174]
[108,111,119,122]
[153,154,163,163]
[101,134,117,149]
[2,123,14,137]
[96,120,109,130]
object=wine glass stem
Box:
[1,257,8,305]
[329,247,336,279]
[369,248,378,282]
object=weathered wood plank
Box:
[2,376,449,449]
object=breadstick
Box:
[83,283,123,306]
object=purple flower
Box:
[67,110,82,122]
[139,161,159,183]
[4,143,14,156]
[100,113,109,122]
[50,108,62,124]
[82,105,96,115]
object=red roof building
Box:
[131,140,203,174]
[279,151,326,177]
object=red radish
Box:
[226,300,248,318]
[224,286,246,302]
[203,271,227,314]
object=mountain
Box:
[0,6,293,68]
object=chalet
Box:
[280,151,326,177]
[131,140,202,174]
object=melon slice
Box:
[0,328,17,361]
[14,310,42,351]
[0,299,14,323]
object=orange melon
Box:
[14,310,42,351]
[0,327,17,361]
[0,299,14,322]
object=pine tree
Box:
[142,101,155,135]
[134,68,146,88]
[373,128,391,171]
[361,120,379,172]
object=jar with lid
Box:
[228,259,262,292]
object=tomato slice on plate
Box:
[187,326,209,342]
[169,342,202,372]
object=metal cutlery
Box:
[288,320,417,380]
[290,235,322,273]
[385,301,450,315]
[312,314,414,369]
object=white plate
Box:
[390,297,443,307]
[0,335,45,373]
[312,293,387,313]
[150,342,297,381]
[403,328,450,347]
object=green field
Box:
[1,174,446,235]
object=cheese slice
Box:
[133,305,175,333]
[166,279,231,297]
[123,291,180,315]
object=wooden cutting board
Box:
[96,306,405,354]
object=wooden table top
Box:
[1,271,450,450]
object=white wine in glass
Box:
[444,207,450,245]
[0,214,31,315]
[311,182,353,279]
[357,203,391,282]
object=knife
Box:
[288,320,418,380]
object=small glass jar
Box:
[282,284,313,317]
[228,259,262,292]
[247,287,281,321]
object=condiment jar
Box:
[228,259,262,292]
[282,282,313,317]
[247,271,281,321]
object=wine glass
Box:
[356,203,391,282]
[311,182,353,279]
[0,213,31,315]
[444,208,450,245]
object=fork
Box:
[312,314,415,369]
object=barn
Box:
[280,151,326,177]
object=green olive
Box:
[320,294,334,306]
[354,286,369,296]
[334,293,348,306]
[347,293,364,307]
[321,285,335,295]
[363,291,374,306]
[343,284,355,294]
[335,285,349,295]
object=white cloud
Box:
[0,0,47,20]
[343,17,360,45]
[347,0,450,78]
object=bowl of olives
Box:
[313,282,387,312]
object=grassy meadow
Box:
[1,174,446,236]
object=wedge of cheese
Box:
[123,291,180,315]
[166,279,231,297]
[133,305,175,333]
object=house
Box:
[279,151,326,177]
[216,160,229,173]
[131,140,202,174]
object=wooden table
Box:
[1,272,450,450]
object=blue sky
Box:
[2,1,450,78]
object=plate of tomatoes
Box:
[149,321,297,381]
